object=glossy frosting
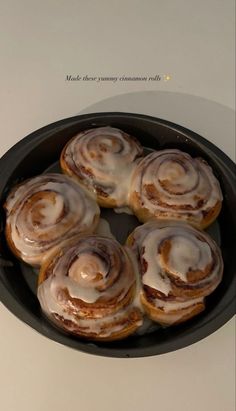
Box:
[127,221,223,322]
[38,235,143,339]
[61,126,143,206]
[5,173,100,265]
[130,149,222,225]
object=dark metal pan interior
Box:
[0,112,235,358]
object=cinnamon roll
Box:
[60,126,143,207]
[126,221,223,326]
[4,173,100,266]
[129,149,223,229]
[38,235,143,341]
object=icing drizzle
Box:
[37,235,143,339]
[5,173,100,265]
[62,126,143,206]
[128,221,223,318]
[130,149,222,224]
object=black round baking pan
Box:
[0,112,235,358]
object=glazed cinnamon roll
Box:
[126,221,223,326]
[38,236,143,341]
[4,173,100,266]
[60,126,143,207]
[129,149,223,229]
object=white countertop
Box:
[0,1,235,410]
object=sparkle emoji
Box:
[164,74,171,81]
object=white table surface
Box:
[0,1,235,410]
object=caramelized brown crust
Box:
[37,235,143,341]
[140,293,205,326]
[49,306,142,342]
[126,221,223,326]
[60,127,143,208]
[130,192,222,229]
[4,173,100,266]
[60,153,118,208]
[129,150,223,229]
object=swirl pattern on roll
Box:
[129,149,222,228]
[127,221,223,325]
[38,236,143,341]
[4,173,100,266]
[60,126,143,207]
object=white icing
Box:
[124,246,144,312]
[37,235,143,338]
[114,206,134,215]
[38,278,142,337]
[130,221,223,298]
[130,149,222,222]
[49,240,134,305]
[142,233,172,295]
[39,195,64,225]
[69,254,106,284]
[5,174,100,265]
[166,235,212,281]
[39,237,130,305]
[63,126,143,206]
[157,159,197,192]
[94,218,115,239]
[45,274,102,304]
[154,296,204,312]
